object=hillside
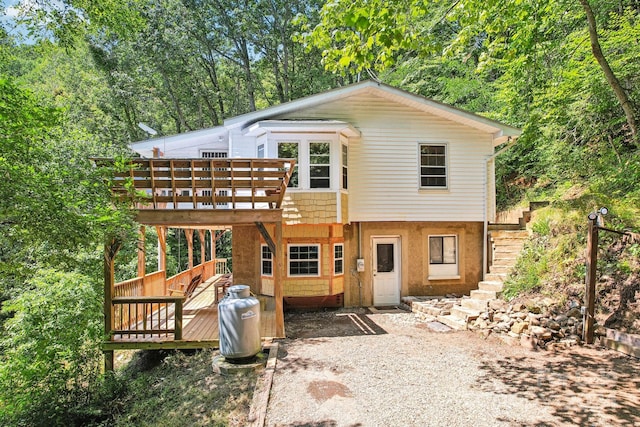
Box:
[501,185,640,335]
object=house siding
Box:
[277,93,494,222]
[343,221,484,307]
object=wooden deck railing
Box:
[112,259,223,337]
[94,158,295,209]
[112,296,184,340]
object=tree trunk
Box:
[579,0,638,144]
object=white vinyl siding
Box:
[277,93,494,222]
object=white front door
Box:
[372,237,401,306]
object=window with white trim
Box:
[419,144,447,188]
[428,235,458,277]
[261,245,273,276]
[341,144,348,190]
[278,142,299,188]
[334,244,344,275]
[288,244,320,276]
[201,151,228,159]
[309,141,330,188]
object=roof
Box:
[129,80,521,154]
[225,80,521,146]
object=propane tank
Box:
[218,285,261,360]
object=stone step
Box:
[470,289,498,300]
[490,230,530,239]
[436,314,468,331]
[451,305,481,322]
[411,302,450,317]
[461,297,489,311]
[489,265,512,274]
[485,273,507,282]
[491,258,518,267]
[478,281,504,292]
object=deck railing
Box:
[112,296,184,340]
[112,259,222,336]
[94,158,295,210]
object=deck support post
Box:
[157,226,167,272]
[198,229,206,265]
[175,298,184,340]
[186,229,194,270]
[275,220,285,337]
[103,237,121,372]
[137,226,146,277]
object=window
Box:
[257,144,265,158]
[261,245,273,276]
[309,141,330,188]
[341,144,348,190]
[201,189,228,207]
[288,245,320,276]
[420,144,447,188]
[429,235,458,277]
[334,244,344,275]
[278,142,299,187]
[201,151,227,159]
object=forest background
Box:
[1,0,639,425]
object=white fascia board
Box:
[243,120,361,138]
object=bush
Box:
[0,269,104,426]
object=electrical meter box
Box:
[356,258,365,272]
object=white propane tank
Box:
[218,285,261,360]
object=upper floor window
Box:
[309,141,330,188]
[419,144,447,188]
[341,144,348,190]
[278,142,299,188]
[201,151,227,159]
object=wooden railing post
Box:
[175,299,183,340]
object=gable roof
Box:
[130,80,521,155]
[225,80,521,145]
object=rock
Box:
[554,314,569,325]
[528,304,542,314]
[566,307,581,318]
[510,303,526,312]
[489,299,507,311]
[520,334,537,350]
[547,320,561,331]
[511,321,529,334]
[530,326,553,340]
[595,325,607,336]
[528,314,541,326]
[513,312,528,320]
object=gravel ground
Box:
[264,309,640,427]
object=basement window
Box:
[261,245,273,276]
[428,235,459,279]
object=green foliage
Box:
[87,350,255,427]
[0,269,103,426]
[502,235,549,300]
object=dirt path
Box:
[264,310,640,426]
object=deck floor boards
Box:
[110,275,276,348]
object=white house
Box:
[129,81,520,308]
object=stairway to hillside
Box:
[435,228,531,330]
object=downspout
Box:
[483,137,517,278]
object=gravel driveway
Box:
[264,309,640,426]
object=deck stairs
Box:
[435,226,531,331]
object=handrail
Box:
[93,157,296,210]
[112,296,185,340]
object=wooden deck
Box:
[104,275,276,350]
